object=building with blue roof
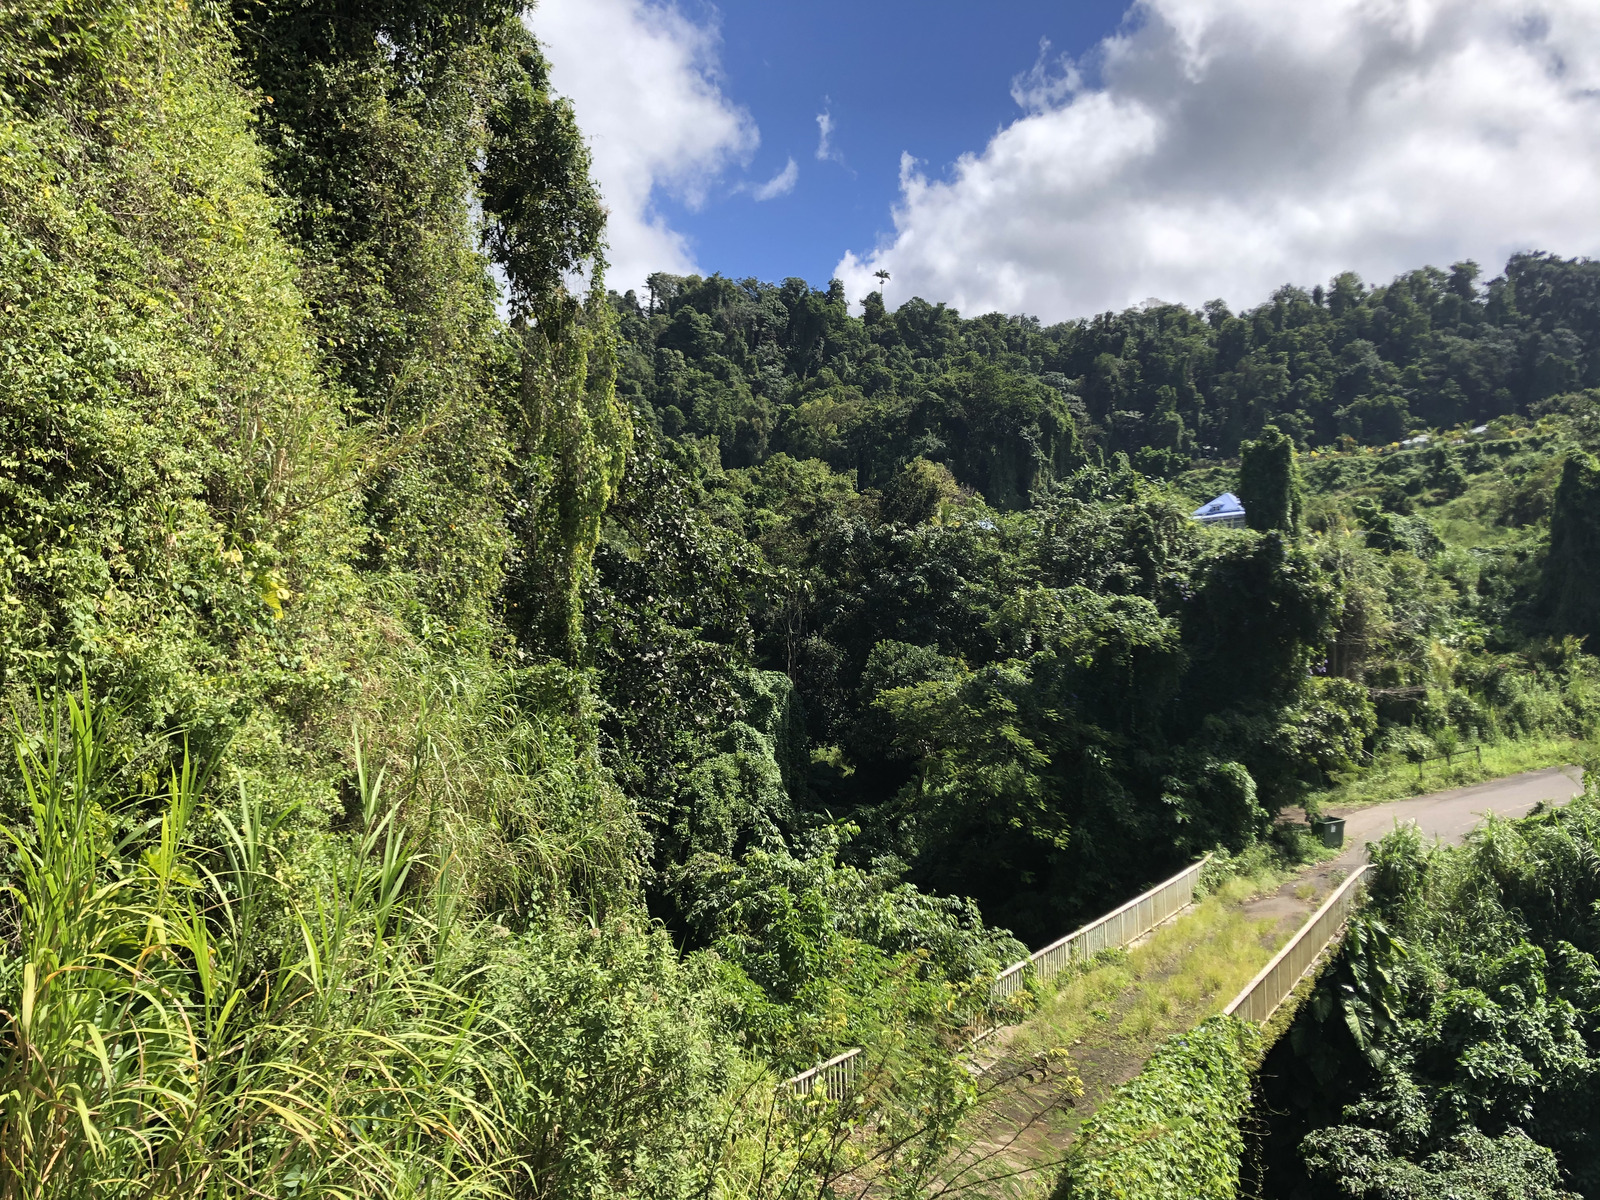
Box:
[1193,492,1247,528]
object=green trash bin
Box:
[1312,816,1346,849]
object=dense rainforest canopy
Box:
[598,256,1600,943]
[4,0,1600,1195]
[613,251,1600,483]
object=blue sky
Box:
[652,1,1132,288]
[534,0,1600,322]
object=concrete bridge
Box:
[942,764,1585,1183]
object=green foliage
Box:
[1278,676,1379,778]
[11,2,1600,1193]
[615,256,1600,488]
[1056,1015,1262,1200]
[232,0,629,660]
[0,690,504,1196]
[1302,1127,1577,1200]
[1238,424,1305,533]
[1256,785,1600,1195]
[605,263,1600,959]
[1543,452,1600,648]
[635,391,1600,947]
[663,446,1369,943]
[1181,532,1337,715]
[583,436,778,870]
[0,0,373,786]
[0,4,733,1197]
[482,917,736,1200]
[508,300,633,661]
[668,840,1023,1066]
[881,456,962,526]
[479,34,606,318]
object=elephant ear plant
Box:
[0,687,510,1199]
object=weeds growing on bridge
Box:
[933,867,1295,1195]
[1008,871,1287,1070]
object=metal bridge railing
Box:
[990,856,1210,1001]
[1223,864,1370,1026]
[784,856,1210,1096]
[786,1047,861,1100]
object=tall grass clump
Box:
[0,686,506,1197]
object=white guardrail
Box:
[784,855,1211,1097]
[1223,864,1370,1025]
[990,855,1209,1001]
[787,1047,862,1100]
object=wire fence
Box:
[1223,865,1370,1025]
[784,856,1209,1096]
[1413,743,1484,781]
[990,856,1209,1000]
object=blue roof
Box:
[1193,492,1245,519]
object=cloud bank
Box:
[530,0,757,289]
[837,0,1600,321]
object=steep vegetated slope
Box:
[6,1,1600,1194]
[0,3,1019,1195]
[0,0,713,1193]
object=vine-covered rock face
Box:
[0,0,358,753]
[0,0,624,726]
[1059,1015,1262,1200]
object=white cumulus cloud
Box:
[530,0,758,290]
[751,157,799,201]
[838,0,1600,320]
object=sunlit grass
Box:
[1007,871,1288,1066]
[940,868,1315,1190]
[0,687,507,1198]
[1307,734,1590,811]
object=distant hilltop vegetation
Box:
[612,254,1597,493]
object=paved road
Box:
[1326,764,1584,869]
[1249,764,1585,927]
